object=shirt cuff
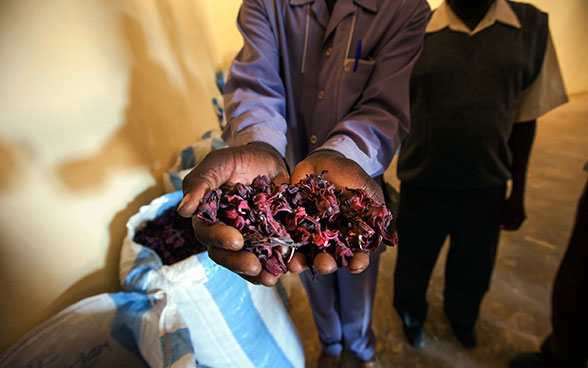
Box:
[317,134,384,177]
[223,125,288,158]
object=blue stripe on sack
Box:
[212,98,224,124]
[201,130,213,139]
[160,328,194,366]
[180,146,196,170]
[170,173,183,191]
[211,138,227,151]
[215,71,226,93]
[196,361,215,368]
[123,247,162,292]
[109,292,153,366]
[197,252,293,368]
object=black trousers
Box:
[541,178,588,368]
[393,182,506,330]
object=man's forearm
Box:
[509,120,537,197]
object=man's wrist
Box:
[248,141,290,173]
[508,188,525,201]
[308,149,345,160]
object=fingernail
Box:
[324,266,337,274]
[177,194,190,213]
[223,238,243,251]
[349,266,366,274]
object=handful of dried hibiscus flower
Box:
[196,171,397,276]
[133,206,207,265]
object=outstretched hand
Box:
[290,150,385,275]
[501,193,526,231]
[178,142,290,286]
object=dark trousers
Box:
[541,178,588,368]
[393,182,506,330]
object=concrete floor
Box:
[287,93,588,368]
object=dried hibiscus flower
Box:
[196,171,397,276]
[133,206,207,265]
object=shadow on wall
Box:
[0,139,23,193]
[48,0,221,313]
[57,10,205,191]
[43,185,161,319]
[57,0,222,192]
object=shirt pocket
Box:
[336,58,376,122]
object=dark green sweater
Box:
[398,2,548,189]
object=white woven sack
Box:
[120,191,305,368]
[0,290,195,368]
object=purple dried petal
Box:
[133,206,207,265]
[285,206,307,231]
[196,189,222,224]
[335,243,354,267]
[224,208,239,220]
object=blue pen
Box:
[353,39,362,72]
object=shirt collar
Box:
[426,0,521,35]
[289,0,378,12]
[353,0,378,12]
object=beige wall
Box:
[0,0,586,353]
[426,0,588,95]
[0,0,242,351]
[532,0,588,95]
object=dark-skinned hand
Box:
[290,150,385,275]
[501,192,526,231]
[178,142,296,286]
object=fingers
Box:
[335,169,384,204]
[193,218,244,251]
[240,271,280,287]
[193,217,258,281]
[292,151,385,204]
[501,202,526,231]
[207,245,261,276]
[287,252,308,273]
[177,185,208,218]
[313,252,337,274]
[288,251,370,274]
[362,181,385,204]
[501,216,525,231]
[290,159,314,186]
[202,224,281,286]
[348,251,370,274]
[178,155,229,217]
[179,146,290,217]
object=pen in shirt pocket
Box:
[353,39,362,72]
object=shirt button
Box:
[310,135,318,144]
[318,90,325,100]
[326,47,333,56]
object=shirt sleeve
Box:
[317,0,431,177]
[221,0,288,157]
[515,32,568,123]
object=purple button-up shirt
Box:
[222,0,430,176]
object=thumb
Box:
[178,152,231,217]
